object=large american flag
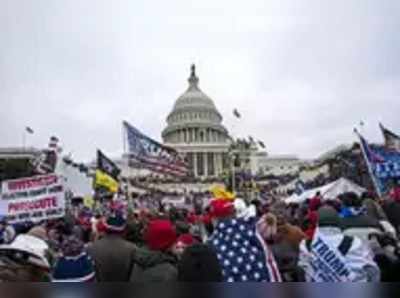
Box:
[123,121,189,177]
[208,217,281,282]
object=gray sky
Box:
[1,0,399,162]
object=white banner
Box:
[0,174,65,223]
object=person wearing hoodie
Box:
[298,206,380,282]
[88,213,136,282]
[129,219,179,282]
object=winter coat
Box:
[129,247,178,282]
[0,258,51,282]
[88,234,136,282]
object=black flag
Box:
[97,150,121,180]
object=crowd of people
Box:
[0,180,400,282]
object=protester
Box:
[340,192,384,242]
[88,213,136,282]
[178,243,223,282]
[208,198,281,282]
[298,206,380,282]
[0,234,51,281]
[52,234,96,282]
[130,219,178,282]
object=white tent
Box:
[285,178,366,204]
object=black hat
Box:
[318,206,340,228]
[178,244,223,282]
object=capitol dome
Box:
[162,64,229,144]
[162,65,230,177]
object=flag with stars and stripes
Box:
[208,217,281,282]
[123,121,189,177]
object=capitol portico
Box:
[162,65,231,177]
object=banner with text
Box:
[0,174,65,223]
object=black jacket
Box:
[130,247,177,282]
[88,234,136,282]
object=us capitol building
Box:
[162,65,231,177]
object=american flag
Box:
[208,217,281,282]
[123,121,189,177]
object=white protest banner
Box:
[0,174,65,223]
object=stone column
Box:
[193,152,198,177]
[214,152,219,176]
[204,151,208,177]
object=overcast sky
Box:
[1,0,399,162]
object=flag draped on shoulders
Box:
[208,217,281,282]
[95,150,120,193]
[123,121,189,177]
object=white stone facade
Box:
[162,65,230,177]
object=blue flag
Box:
[358,132,400,194]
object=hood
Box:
[134,247,176,269]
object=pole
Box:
[355,129,382,198]
[231,154,235,193]
[122,124,130,201]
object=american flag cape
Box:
[123,121,189,177]
[208,217,281,282]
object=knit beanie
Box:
[318,206,340,228]
[210,199,235,218]
[178,244,223,282]
[145,220,177,251]
[104,213,126,233]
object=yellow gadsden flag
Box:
[95,170,119,193]
[210,185,235,200]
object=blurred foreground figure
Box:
[299,206,380,282]
[0,234,51,282]
[178,243,223,282]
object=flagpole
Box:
[354,129,382,198]
[122,123,130,201]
